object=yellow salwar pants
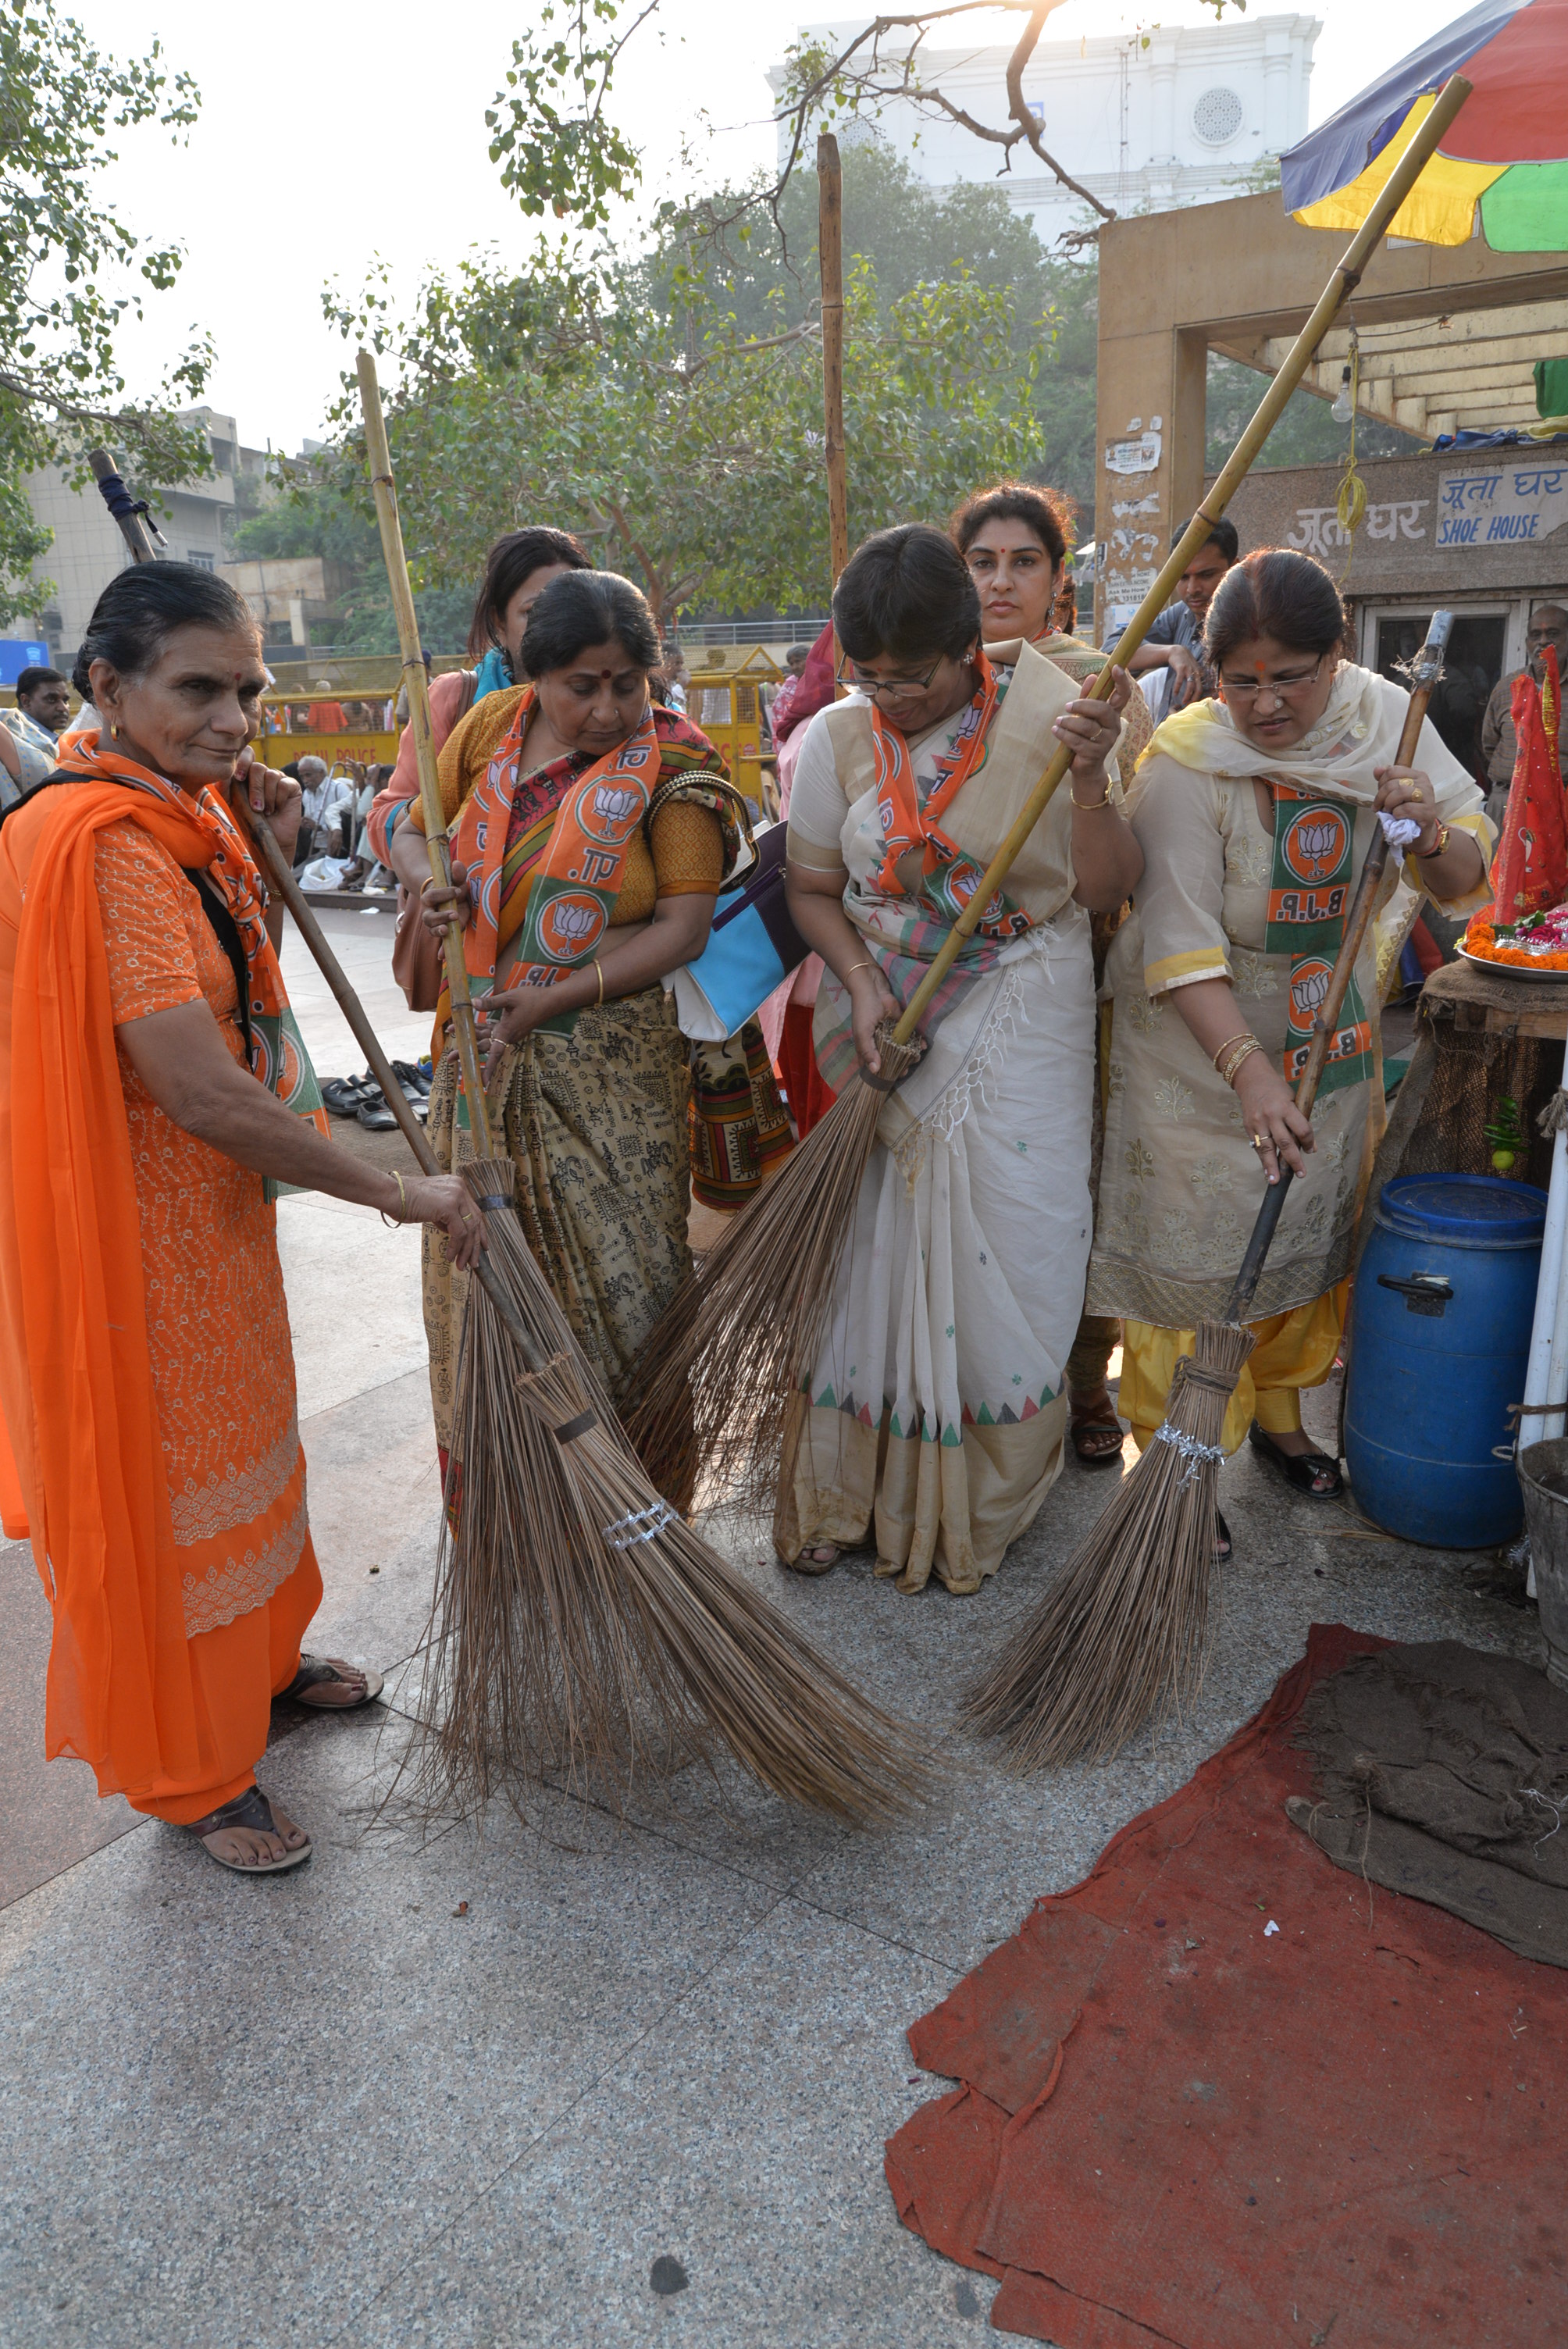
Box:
[1118,1281,1348,1456]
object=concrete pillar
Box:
[1148,33,1178,163]
[1262,27,1292,153]
[1094,209,1209,639]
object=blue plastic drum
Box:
[1345,1172,1548,1548]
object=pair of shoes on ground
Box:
[186,1655,385,1876]
[321,1063,431,1131]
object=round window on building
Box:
[1192,86,1245,146]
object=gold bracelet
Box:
[1413,820,1450,860]
[1221,1036,1264,1089]
[593,957,605,1006]
[845,959,874,979]
[1070,779,1114,811]
[1210,1028,1255,1073]
[380,1168,408,1229]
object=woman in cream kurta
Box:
[782,523,1142,1594]
[1089,555,1491,1517]
[954,479,1154,1466]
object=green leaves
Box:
[485,1,652,232]
[0,0,209,624]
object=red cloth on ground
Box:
[776,999,836,1136]
[1490,647,1565,922]
[886,1624,1568,2347]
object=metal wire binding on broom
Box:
[1151,1424,1227,1488]
[605,1500,679,1549]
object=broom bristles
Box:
[964,1319,1256,1770]
[398,1156,935,1827]
[624,1023,925,1512]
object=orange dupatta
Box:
[0,746,315,1795]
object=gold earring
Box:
[109,721,119,738]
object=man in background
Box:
[1483,604,1568,829]
[2,665,71,788]
[1103,517,1239,713]
[292,755,354,868]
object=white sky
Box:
[80,0,1423,454]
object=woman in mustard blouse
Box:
[390,571,751,1473]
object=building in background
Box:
[218,555,351,661]
[23,408,278,670]
[771,13,1317,244]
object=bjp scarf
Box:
[1263,788,1374,1095]
[869,653,1031,940]
[1490,646,1565,924]
[0,739,322,1795]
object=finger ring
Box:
[1251,1132,1267,1149]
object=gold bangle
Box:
[380,1169,408,1229]
[593,957,605,1006]
[1413,820,1450,860]
[1221,1036,1264,1089]
[1210,1028,1255,1073]
[1070,779,1114,811]
[845,959,874,979]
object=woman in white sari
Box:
[779,525,1142,1593]
[1090,551,1492,1556]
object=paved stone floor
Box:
[0,910,1543,2347]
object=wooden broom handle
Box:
[1224,611,1453,1324]
[234,794,551,1370]
[818,132,849,589]
[886,73,1473,1055]
[356,350,496,1159]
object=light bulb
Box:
[1331,366,1354,425]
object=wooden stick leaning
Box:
[622,74,1475,1518]
[351,350,934,1824]
[964,612,1456,1769]
[817,130,850,590]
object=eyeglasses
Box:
[836,654,946,701]
[1218,654,1326,704]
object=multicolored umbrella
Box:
[1280,0,1568,249]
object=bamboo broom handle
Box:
[1224,612,1453,1324]
[233,797,551,1365]
[355,350,496,1161]
[818,132,849,588]
[886,73,1474,1055]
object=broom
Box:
[623,76,1474,1516]
[964,610,1456,1767]
[344,350,932,1823]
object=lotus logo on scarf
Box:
[580,782,645,844]
[1283,810,1348,885]
[1289,958,1332,1025]
[540,892,608,960]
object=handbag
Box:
[667,822,810,1043]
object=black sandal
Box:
[187,1783,311,1874]
[1070,1404,1125,1469]
[322,1076,376,1117]
[1247,1421,1343,1499]
[276,1653,385,1709]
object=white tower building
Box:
[769,13,1319,244]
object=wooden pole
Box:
[355,350,496,1160]
[232,797,543,1360]
[818,132,849,588]
[883,71,1474,1053]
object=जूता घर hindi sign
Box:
[1436,463,1568,550]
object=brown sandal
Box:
[276,1653,385,1709]
[1070,1392,1125,1468]
[187,1784,312,1874]
[780,1544,840,1577]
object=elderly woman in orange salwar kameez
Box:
[0,564,481,1877]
